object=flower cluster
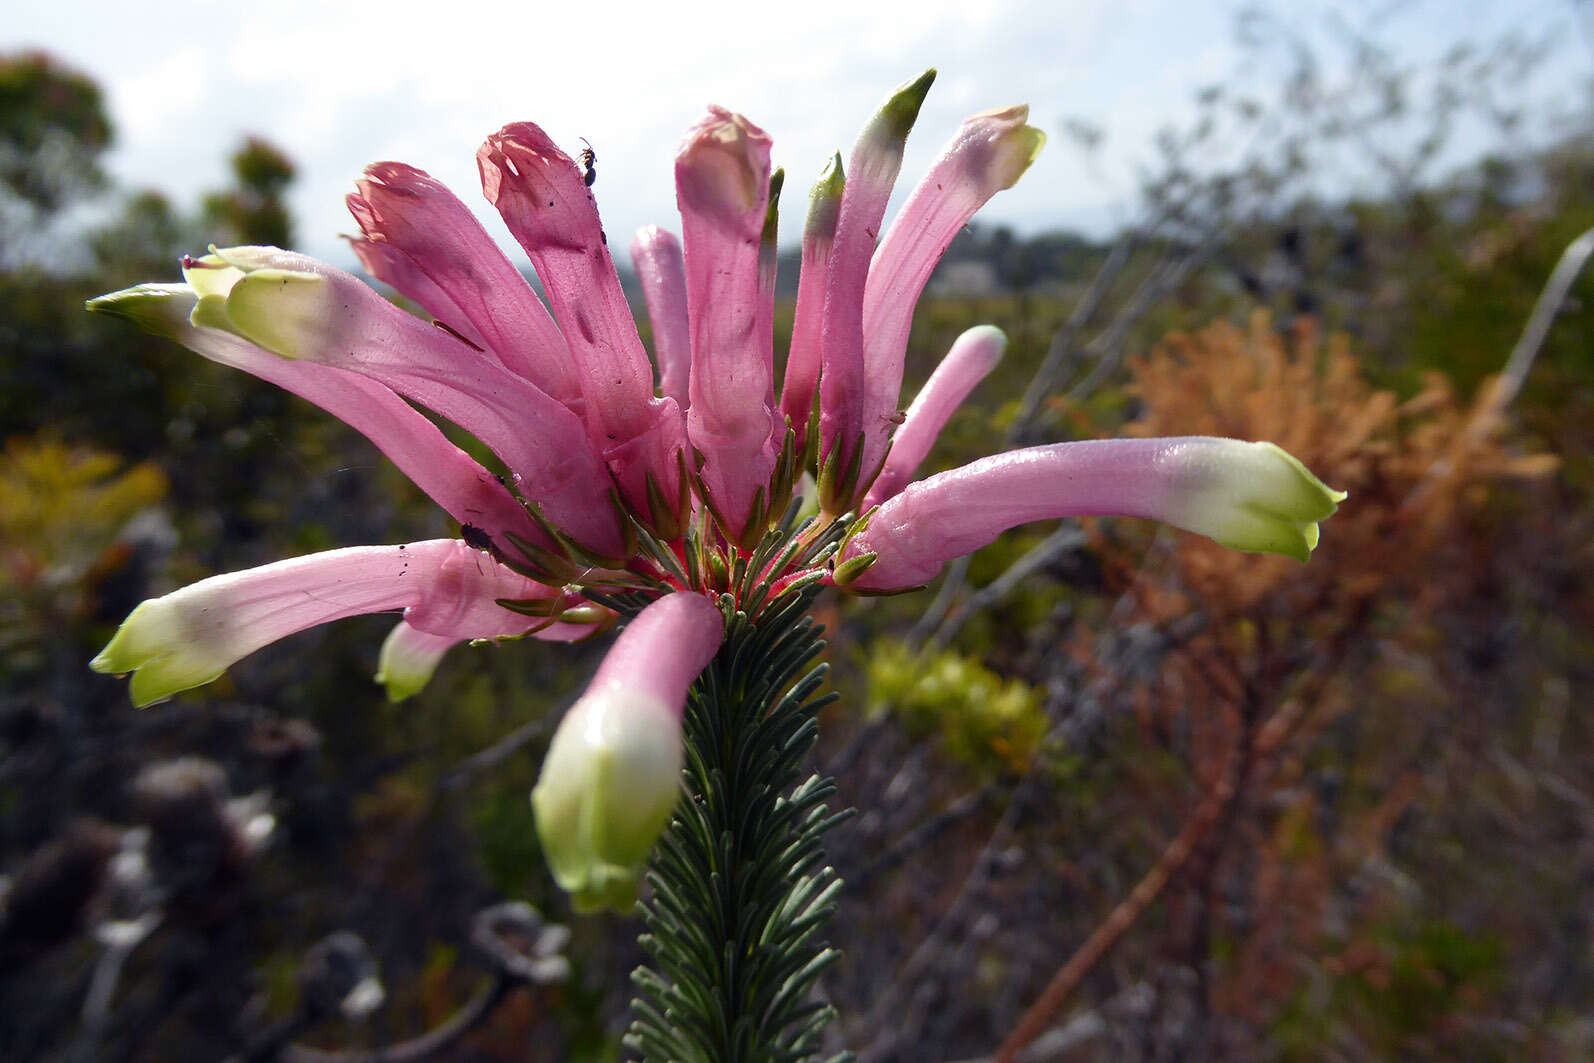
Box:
[88,71,1342,907]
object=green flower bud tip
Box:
[877,68,937,140]
[804,153,845,241]
[85,284,194,339]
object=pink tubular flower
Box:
[839,439,1346,592]
[857,104,1047,482]
[819,71,936,509]
[532,592,724,911]
[480,124,688,536]
[780,154,846,452]
[629,226,692,412]
[675,107,783,540]
[89,541,587,708]
[861,324,1007,511]
[89,70,1341,905]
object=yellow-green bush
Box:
[865,639,1045,776]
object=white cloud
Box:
[6,0,1576,264]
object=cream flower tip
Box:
[178,247,330,359]
[208,244,298,271]
[1172,440,1345,562]
[374,622,454,703]
[992,125,1047,192]
[531,683,683,914]
[956,105,1046,195]
[178,252,245,300]
[91,598,224,708]
[221,270,332,359]
[960,324,1008,367]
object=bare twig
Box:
[905,554,973,648]
[1497,225,1594,407]
[926,526,1087,653]
[993,704,1246,1063]
[1010,236,1138,441]
[439,708,560,791]
[854,774,1038,1063]
[280,974,514,1063]
[849,786,995,892]
[1062,235,1217,404]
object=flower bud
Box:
[531,680,684,912]
[531,592,723,912]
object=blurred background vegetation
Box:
[2,7,1592,1060]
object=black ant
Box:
[578,138,597,187]
[461,524,493,551]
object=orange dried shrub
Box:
[1122,310,1555,616]
[1055,313,1560,1049]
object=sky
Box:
[9,0,1588,267]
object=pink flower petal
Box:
[348,162,582,409]
[756,171,782,426]
[818,71,935,506]
[862,325,1007,510]
[403,543,564,639]
[346,235,491,351]
[479,125,686,529]
[87,283,539,547]
[629,225,692,411]
[674,106,782,538]
[856,105,1044,482]
[779,154,845,452]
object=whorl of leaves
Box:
[626,586,851,1063]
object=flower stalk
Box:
[628,582,847,1063]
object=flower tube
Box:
[675,107,782,539]
[91,541,570,707]
[839,437,1346,591]
[779,154,845,451]
[479,124,687,532]
[630,226,692,411]
[178,245,623,554]
[346,234,489,349]
[862,324,1008,510]
[532,592,724,912]
[855,104,1045,486]
[819,70,936,509]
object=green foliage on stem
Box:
[627,588,851,1063]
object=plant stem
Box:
[627,588,851,1063]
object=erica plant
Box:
[88,70,1340,1061]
